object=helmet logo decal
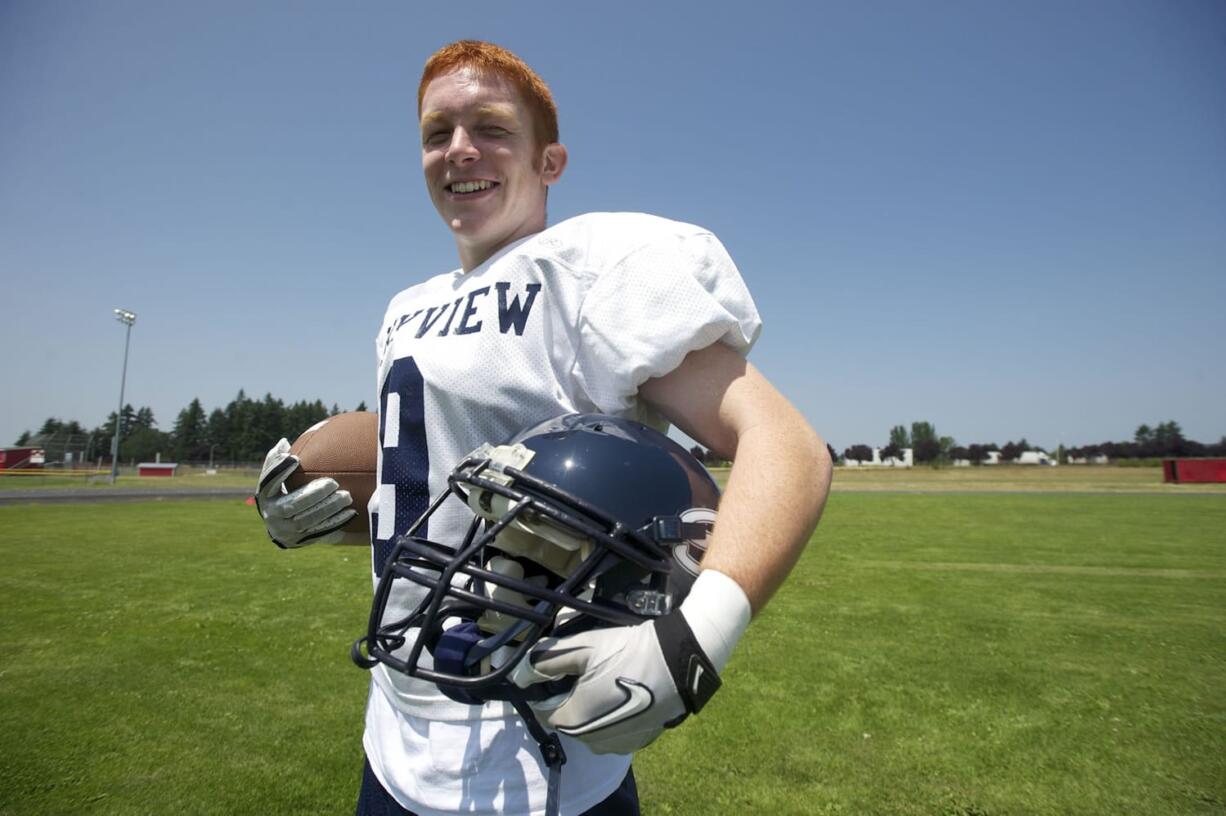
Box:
[672,508,716,576]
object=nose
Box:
[445,127,479,165]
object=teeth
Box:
[451,180,492,194]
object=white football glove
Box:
[255,438,357,548]
[511,569,751,754]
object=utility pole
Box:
[110,308,137,484]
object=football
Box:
[286,411,378,535]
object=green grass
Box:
[0,501,371,814]
[826,464,1226,494]
[2,495,1224,814]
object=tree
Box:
[1152,420,1185,456]
[96,404,139,444]
[172,398,209,461]
[826,443,839,464]
[889,425,910,450]
[223,390,256,461]
[910,421,940,464]
[355,401,368,412]
[121,404,138,435]
[134,406,156,429]
[966,444,992,465]
[284,399,329,441]
[880,442,903,462]
[1000,438,1031,462]
[121,426,171,463]
[15,430,31,446]
[843,444,873,464]
[206,408,227,462]
[1134,424,1153,445]
[689,445,707,464]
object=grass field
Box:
[0,467,258,491]
[1,489,1223,814]
[825,464,1226,494]
[6,463,1224,496]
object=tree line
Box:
[15,391,368,466]
[838,420,1226,465]
[20,406,1224,470]
[1064,421,1225,461]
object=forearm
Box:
[637,342,832,614]
[698,409,831,615]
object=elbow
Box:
[781,410,830,519]
[807,426,834,501]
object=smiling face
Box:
[420,68,567,271]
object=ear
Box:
[540,143,568,186]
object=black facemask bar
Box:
[352,450,677,697]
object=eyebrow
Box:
[420,104,520,130]
[474,104,518,122]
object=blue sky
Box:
[2,0,1223,453]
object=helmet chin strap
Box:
[511,697,567,816]
[464,603,547,667]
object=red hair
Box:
[418,40,560,149]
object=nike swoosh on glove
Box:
[255,438,356,548]
[511,569,751,754]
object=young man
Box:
[258,40,831,816]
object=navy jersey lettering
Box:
[384,282,543,348]
[374,356,429,576]
[455,287,489,335]
[496,282,541,335]
[415,304,449,339]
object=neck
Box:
[456,215,547,272]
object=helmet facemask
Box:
[353,414,719,706]
[354,441,673,704]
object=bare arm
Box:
[639,341,832,615]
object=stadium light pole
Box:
[110,308,137,484]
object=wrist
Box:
[678,569,751,673]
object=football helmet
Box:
[351,413,720,705]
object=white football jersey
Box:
[364,211,761,815]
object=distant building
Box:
[1015,451,1055,466]
[0,447,41,470]
[138,462,179,477]
[880,447,913,467]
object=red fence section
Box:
[1163,458,1226,483]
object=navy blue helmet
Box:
[352,413,720,705]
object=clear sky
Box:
[2,0,1223,453]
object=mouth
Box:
[447,179,499,197]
